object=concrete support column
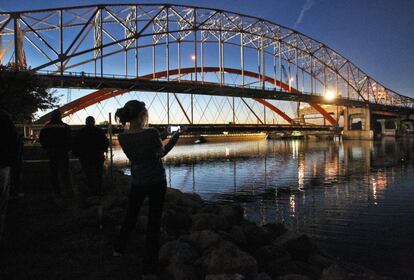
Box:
[342,107,374,140]
[343,107,349,131]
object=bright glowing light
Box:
[191,55,196,61]
[324,89,336,101]
[290,77,294,82]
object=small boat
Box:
[201,132,268,143]
[290,131,304,139]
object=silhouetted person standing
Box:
[39,110,72,197]
[113,100,181,275]
[0,110,17,241]
[73,116,109,195]
[10,133,24,198]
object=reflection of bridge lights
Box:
[324,89,336,101]
[290,194,296,214]
[298,158,305,189]
[371,171,388,205]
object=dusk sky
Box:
[1,0,414,97]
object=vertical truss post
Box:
[166,6,169,81]
[135,5,139,78]
[192,9,197,123]
[125,49,128,77]
[257,42,260,88]
[201,31,204,83]
[288,59,291,92]
[167,92,170,124]
[59,9,63,77]
[100,8,103,78]
[260,36,266,123]
[323,65,326,94]
[301,68,304,94]
[347,64,350,99]
[261,37,265,89]
[273,45,277,89]
[232,96,235,124]
[240,27,244,87]
[295,48,299,118]
[310,56,313,95]
[152,44,155,79]
[178,40,181,81]
[239,18,244,124]
[193,10,197,82]
[219,27,223,85]
[278,41,282,90]
[295,49,299,91]
[13,15,19,66]
[336,73,339,122]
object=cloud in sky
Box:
[293,0,315,29]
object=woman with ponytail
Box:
[113,100,180,275]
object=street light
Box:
[191,55,196,61]
[324,89,336,101]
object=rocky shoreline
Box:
[2,160,393,280]
[115,186,392,280]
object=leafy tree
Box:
[0,65,58,122]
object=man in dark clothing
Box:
[73,116,109,195]
[0,110,17,241]
[39,110,72,196]
[10,133,24,198]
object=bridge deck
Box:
[37,73,414,115]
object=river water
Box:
[113,138,414,279]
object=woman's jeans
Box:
[116,181,167,273]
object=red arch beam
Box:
[37,67,336,125]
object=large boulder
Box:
[205,274,245,280]
[164,188,204,213]
[159,240,199,266]
[254,272,272,280]
[265,259,321,280]
[186,230,222,252]
[180,192,204,212]
[273,232,317,261]
[319,265,347,280]
[242,223,274,251]
[307,254,335,270]
[263,223,287,238]
[191,213,228,231]
[216,204,244,225]
[220,226,247,249]
[199,241,257,277]
[277,274,311,280]
[253,244,290,270]
[162,208,192,233]
[162,261,200,280]
[198,204,244,226]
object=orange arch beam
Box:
[37,67,336,125]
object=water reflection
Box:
[114,138,414,278]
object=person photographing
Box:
[113,100,181,275]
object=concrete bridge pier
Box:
[376,119,397,137]
[342,107,374,140]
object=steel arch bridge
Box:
[1,3,413,125]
